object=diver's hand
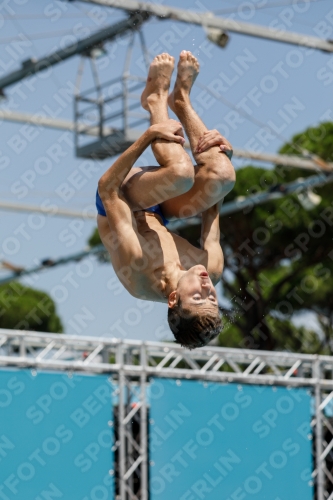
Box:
[149,120,185,145]
[195,130,232,154]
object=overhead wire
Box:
[0,12,98,20]
[0,27,111,44]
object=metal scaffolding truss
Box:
[0,328,333,499]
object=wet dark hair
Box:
[168,299,222,349]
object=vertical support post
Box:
[74,57,85,151]
[140,343,148,500]
[314,357,324,500]
[126,349,133,496]
[117,342,126,500]
[90,57,104,139]
[102,347,109,364]
[98,101,104,139]
[138,29,150,72]
[123,32,135,134]
[19,336,25,358]
[74,96,78,151]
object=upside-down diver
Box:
[97,51,235,348]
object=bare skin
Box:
[122,50,235,219]
[97,123,223,304]
[122,53,194,211]
[97,51,232,308]
[98,208,222,303]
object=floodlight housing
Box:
[87,44,108,59]
[297,189,322,210]
[206,27,229,48]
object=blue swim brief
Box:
[96,189,169,226]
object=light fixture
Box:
[206,27,229,48]
[297,189,322,210]
[21,57,37,69]
[87,44,107,59]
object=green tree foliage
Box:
[279,121,333,162]
[87,229,109,263]
[88,227,102,248]
[0,282,63,333]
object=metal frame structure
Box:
[2,108,332,171]
[0,328,332,499]
[78,0,333,53]
[74,29,150,159]
[0,13,149,95]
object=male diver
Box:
[97,51,235,348]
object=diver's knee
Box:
[206,160,235,190]
[173,160,195,193]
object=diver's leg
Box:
[162,50,235,219]
[121,53,194,211]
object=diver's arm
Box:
[200,202,224,283]
[98,120,185,197]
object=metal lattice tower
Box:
[1,328,333,499]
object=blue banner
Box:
[0,369,114,500]
[148,379,313,500]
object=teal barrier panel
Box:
[0,369,114,500]
[149,379,313,500]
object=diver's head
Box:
[167,265,222,349]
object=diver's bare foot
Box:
[141,53,175,111]
[168,50,199,113]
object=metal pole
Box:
[123,33,135,134]
[117,343,126,500]
[314,357,324,500]
[138,29,150,72]
[168,172,333,231]
[90,57,104,139]
[1,108,332,171]
[0,200,96,220]
[140,343,148,500]
[0,13,149,92]
[218,173,333,216]
[230,148,333,172]
[125,347,133,498]
[0,109,113,136]
[77,0,333,53]
[0,245,105,286]
[74,57,86,151]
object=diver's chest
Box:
[139,229,179,262]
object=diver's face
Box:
[176,265,218,310]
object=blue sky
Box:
[0,0,332,341]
